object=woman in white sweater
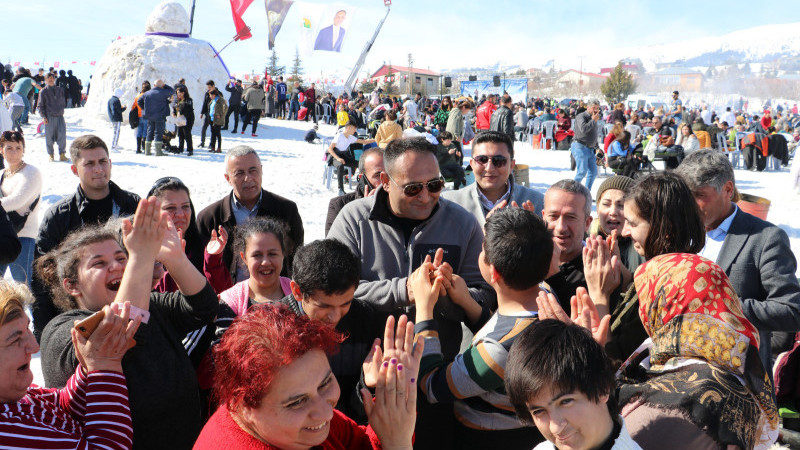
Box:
[0,131,42,285]
[675,122,699,153]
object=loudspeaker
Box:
[444,77,452,88]
[468,75,477,82]
[493,76,501,86]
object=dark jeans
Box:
[224,103,240,131]
[178,124,193,153]
[608,156,640,177]
[247,110,261,134]
[200,115,212,145]
[209,124,222,150]
[331,150,357,190]
[277,99,287,118]
[304,102,317,123]
[440,164,465,189]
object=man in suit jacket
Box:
[314,10,347,52]
[442,131,544,227]
[196,145,304,282]
[677,150,800,371]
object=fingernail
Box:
[390,358,397,364]
[383,361,389,368]
[410,378,416,384]
[397,364,403,371]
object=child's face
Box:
[442,139,452,146]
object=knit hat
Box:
[596,175,635,203]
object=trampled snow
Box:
[15,108,800,385]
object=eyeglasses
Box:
[472,155,508,168]
[388,174,445,197]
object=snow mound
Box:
[84,36,229,123]
[145,1,190,35]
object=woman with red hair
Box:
[194,306,421,450]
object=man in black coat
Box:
[324,147,383,236]
[198,80,217,148]
[31,135,140,340]
[196,145,304,282]
[223,79,243,132]
[56,70,70,106]
[67,70,82,108]
[0,204,22,264]
[489,93,516,141]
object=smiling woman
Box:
[35,197,219,449]
[0,280,139,450]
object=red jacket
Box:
[476,101,496,130]
[761,115,772,130]
[194,406,383,450]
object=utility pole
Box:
[578,55,584,98]
[189,0,196,36]
[407,53,413,97]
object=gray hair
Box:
[586,98,600,107]
[674,149,734,192]
[224,145,260,165]
[546,179,592,217]
[358,147,383,173]
[154,79,165,88]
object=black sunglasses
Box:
[472,155,508,168]
[388,175,445,197]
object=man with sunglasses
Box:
[328,136,495,448]
[324,147,383,236]
[443,131,544,227]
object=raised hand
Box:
[361,316,422,450]
[71,302,142,373]
[157,219,187,268]
[206,225,228,256]
[409,259,443,321]
[122,197,167,263]
[583,235,620,315]
[571,287,611,345]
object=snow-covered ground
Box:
[11,108,800,384]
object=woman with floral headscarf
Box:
[617,253,779,450]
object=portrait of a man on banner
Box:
[314,9,348,52]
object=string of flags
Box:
[9,61,97,68]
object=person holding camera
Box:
[0,131,41,285]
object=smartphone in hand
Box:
[75,310,105,339]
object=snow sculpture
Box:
[84,1,231,124]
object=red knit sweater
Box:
[193,405,383,450]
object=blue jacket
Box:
[107,96,126,122]
[609,141,631,158]
[138,85,175,121]
[277,82,287,100]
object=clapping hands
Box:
[536,287,610,345]
[206,226,228,256]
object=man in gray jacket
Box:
[571,99,601,189]
[328,137,495,361]
[676,150,800,372]
[489,94,515,141]
[443,131,543,227]
[38,73,67,161]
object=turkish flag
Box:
[90,61,96,66]
[34,62,40,66]
[13,62,20,67]
[229,0,254,40]
[54,61,60,68]
[244,74,250,80]
[71,61,78,64]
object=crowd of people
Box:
[1,95,799,450]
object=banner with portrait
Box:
[460,78,528,103]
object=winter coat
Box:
[138,84,175,121]
[107,95,126,122]
[176,98,195,128]
[489,105,515,140]
[475,101,496,130]
[446,108,465,140]
[209,97,227,126]
[242,85,266,111]
[38,85,66,118]
[375,120,402,148]
[224,83,243,106]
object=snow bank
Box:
[145,1,190,35]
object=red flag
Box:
[34,62,40,66]
[71,61,78,64]
[13,62,19,67]
[229,0,255,40]
[90,61,96,66]
[244,74,250,80]
[54,61,60,68]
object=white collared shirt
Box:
[700,204,738,263]
[477,181,512,212]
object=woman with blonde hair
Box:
[374,110,402,148]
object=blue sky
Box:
[3,0,797,83]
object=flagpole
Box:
[189,0,196,36]
[343,2,391,94]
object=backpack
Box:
[128,107,139,129]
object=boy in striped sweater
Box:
[411,207,557,450]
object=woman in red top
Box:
[0,278,142,449]
[194,306,422,450]
[603,121,624,154]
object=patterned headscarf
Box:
[623,253,778,449]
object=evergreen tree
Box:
[705,64,715,78]
[383,64,398,95]
[359,78,378,93]
[287,48,303,84]
[600,61,637,104]
[267,49,285,77]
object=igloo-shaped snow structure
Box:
[84,2,231,125]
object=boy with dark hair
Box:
[411,207,555,449]
[435,131,465,190]
[505,320,641,449]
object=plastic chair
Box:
[542,120,557,149]
[320,137,354,190]
[604,123,615,135]
[322,103,332,124]
[625,125,642,143]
